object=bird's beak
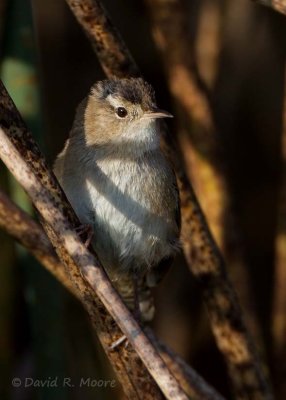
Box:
[142,108,173,119]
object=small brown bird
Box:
[54,78,180,322]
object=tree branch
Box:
[63,0,273,398]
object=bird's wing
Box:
[146,164,181,289]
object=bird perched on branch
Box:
[54,78,180,322]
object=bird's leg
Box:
[75,223,93,247]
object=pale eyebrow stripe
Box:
[106,94,124,109]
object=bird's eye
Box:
[116,107,128,118]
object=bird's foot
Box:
[109,335,128,350]
[75,224,93,247]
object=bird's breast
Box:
[83,155,178,273]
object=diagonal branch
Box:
[63,0,273,398]
[0,189,226,400]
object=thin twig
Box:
[0,189,226,400]
[63,0,273,398]
[0,80,190,400]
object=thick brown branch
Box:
[63,0,273,398]
[0,189,226,400]
[0,80,189,399]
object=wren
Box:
[54,78,180,321]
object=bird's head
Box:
[79,78,172,150]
